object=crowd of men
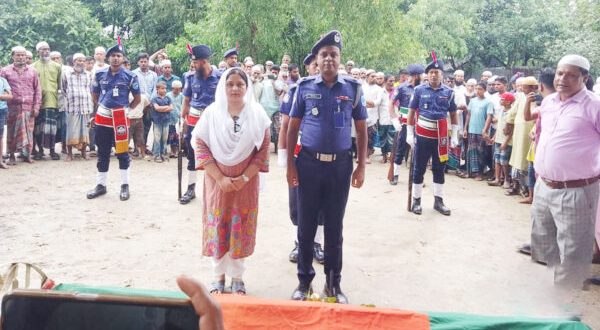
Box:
[1,36,599,306]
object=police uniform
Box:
[407,59,458,215]
[279,53,325,264]
[391,64,425,176]
[87,43,141,201]
[223,47,238,68]
[289,31,367,304]
[180,45,222,204]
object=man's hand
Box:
[500,143,507,151]
[351,165,365,188]
[177,276,224,330]
[287,164,299,187]
[366,100,375,108]
[33,109,39,118]
[526,92,536,104]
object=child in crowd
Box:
[151,81,173,163]
[0,75,13,169]
[128,93,150,159]
[166,80,184,158]
[488,93,514,188]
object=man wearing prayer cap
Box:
[179,44,222,204]
[287,30,367,304]
[531,54,600,289]
[87,38,141,201]
[406,54,459,215]
[223,46,238,69]
[388,63,424,185]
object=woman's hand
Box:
[218,177,235,193]
[231,176,247,191]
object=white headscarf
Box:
[192,68,271,166]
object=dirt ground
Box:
[1,147,599,328]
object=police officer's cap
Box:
[223,47,237,59]
[106,44,124,57]
[311,30,342,55]
[191,45,211,60]
[303,53,315,66]
[407,64,425,75]
[425,59,445,73]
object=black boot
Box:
[322,283,348,304]
[120,184,130,201]
[411,197,422,215]
[434,196,450,216]
[289,241,298,263]
[313,242,324,264]
[291,282,313,301]
[86,184,106,199]
[389,175,398,186]
[179,183,196,204]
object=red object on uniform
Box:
[235,42,239,52]
[500,93,515,103]
[431,51,437,63]
[117,35,122,46]
[187,44,193,55]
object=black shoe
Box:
[87,184,106,199]
[289,241,298,263]
[313,242,324,264]
[322,283,348,304]
[389,175,398,186]
[518,244,531,255]
[179,183,196,204]
[411,198,422,215]
[50,151,60,160]
[434,196,451,216]
[291,282,313,301]
[120,184,130,201]
[588,275,600,286]
[33,152,43,160]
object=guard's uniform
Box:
[290,73,367,290]
[409,81,456,184]
[391,81,416,165]
[92,67,140,173]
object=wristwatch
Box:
[242,174,249,182]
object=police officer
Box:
[278,53,324,265]
[406,57,459,215]
[287,31,367,304]
[223,46,238,69]
[178,45,222,204]
[389,64,425,185]
[87,41,141,201]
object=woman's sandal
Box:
[231,280,246,295]
[209,280,225,294]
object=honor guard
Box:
[287,31,368,304]
[278,53,325,264]
[87,39,141,201]
[406,54,459,215]
[389,64,425,184]
[223,44,238,69]
[179,45,222,204]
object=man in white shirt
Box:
[364,70,386,163]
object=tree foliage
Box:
[0,0,107,65]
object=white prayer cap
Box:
[11,46,27,54]
[36,41,49,51]
[265,60,273,65]
[338,69,348,76]
[94,46,106,54]
[365,69,375,76]
[172,80,183,89]
[350,68,360,74]
[346,60,355,65]
[251,65,262,73]
[558,54,590,71]
[482,70,492,77]
[73,53,85,61]
[160,59,172,67]
[488,75,498,83]
[376,71,385,77]
[466,78,477,85]
[25,50,33,57]
[454,69,464,76]
[50,51,61,57]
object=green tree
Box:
[0,0,108,64]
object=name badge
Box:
[311,107,319,116]
[113,87,119,97]
[306,94,321,99]
[333,112,344,128]
[193,93,198,99]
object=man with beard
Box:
[87,41,141,201]
[388,64,424,185]
[158,60,181,93]
[32,41,62,160]
[223,46,238,69]
[449,70,468,173]
[179,45,222,205]
[1,46,42,165]
[62,53,94,161]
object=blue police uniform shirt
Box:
[408,82,456,120]
[183,69,221,109]
[92,67,141,108]
[151,95,172,126]
[392,82,416,108]
[279,84,298,116]
[289,74,367,153]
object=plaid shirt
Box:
[61,69,93,114]
[0,64,42,112]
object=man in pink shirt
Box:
[531,54,600,289]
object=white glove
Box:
[391,117,401,131]
[451,124,459,148]
[406,125,415,149]
[277,149,288,167]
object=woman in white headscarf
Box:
[192,68,271,295]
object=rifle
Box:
[178,119,187,200]
[407,147,414,212]
[387,131,399,181]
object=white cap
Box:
[251,65,262,73]
[36,41,49,51]
[94,46,106,54]
[454,69,464,76]
[466,78,477,85]
[50,51,61,57]
[160,59,172,67]
[73,53,85,61]
[11,46,27,54]
[482,70,493,77]
[558,54,590,71]
[25,51,33,57]
[365,69,375,76]
[351,68,360,74]
[376,71,385,77]
[172,80,183,89]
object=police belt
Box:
[95,104,130,127]
[187,107,204,126]
[301,147,351,162]
[416,116,438,139]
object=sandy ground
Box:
[1,146,599,328]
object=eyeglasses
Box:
[233,116,240,133]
